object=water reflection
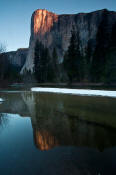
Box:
[0,91,116,174]
[0,91,116,151]
[31,92,116,151]
[33,130,59,151]
[0,113,9,128]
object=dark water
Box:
[0,90,116,175]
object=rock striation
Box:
[21,9,116,73]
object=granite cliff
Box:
[0,48,28,81]
[21,9,116,73]
[6,48,28,68]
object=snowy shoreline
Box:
[0,98,3,102]
[31,87,116,98]
[0,98,4,104]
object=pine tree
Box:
[111,22,116,48]
[63,28,81,83]
[34,40,42,82]
[104,23,116,84]
[52,48,59,81]
[104,48,116,84]
[82,42,92,82]
[91,10,110,82]
[34,40,47,82]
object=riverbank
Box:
[1,81,116,91]
[31,87,116,98]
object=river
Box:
[0,87,116,175]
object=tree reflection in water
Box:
[26,92,116,152]
[1,91,116,151]
[0,113,9,128]
[0,91,116,174]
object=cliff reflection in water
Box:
[1,91,116,151]
[33,130,59,151]
[22,91,116,151]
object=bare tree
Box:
[0,42,8,80]
[0,42,6,53]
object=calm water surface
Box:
[0,89,116,175]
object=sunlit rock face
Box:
[21,9,116,73]
[33,9,58,35]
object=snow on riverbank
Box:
[0,98,3,102]
[0,98,4,104]
[31,87,116,98]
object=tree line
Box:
[34,40,59,83]
[63,12,116,84]
[0,44,22,82]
